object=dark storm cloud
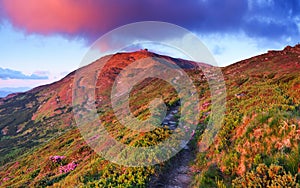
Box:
[0,0,299,42]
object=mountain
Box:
[0,91,12,98]
[0,87,30,98]
[0,91,14,98]
[1,46,300,187]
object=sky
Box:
[0,0,300,90]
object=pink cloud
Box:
[2,0,100,35]
[1,0,153,42]
[0,0,211,42]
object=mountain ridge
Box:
[1,45,300,187]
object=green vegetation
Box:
[232,164,298,187]
[2,47,300,187]
[191,46,300,187]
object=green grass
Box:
[2,47,300,187]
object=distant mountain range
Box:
[0,87,30,98]
[1,45,300,187]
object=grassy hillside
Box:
[191,45,300,187]
[1,45,300,187]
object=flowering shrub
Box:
[59,162,77,174]
[2,177,10,181]
[49,156,66,163]
[48,155,68,170]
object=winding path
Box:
[149,102,196,188]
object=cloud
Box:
[244,0,300,39]
[0,67,49,80]
[32,70,50,77]
[212,45,225,55]
[0,0,299,43]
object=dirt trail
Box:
[148,102,196,188]
[149,145,195,188]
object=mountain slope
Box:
[1,45,300,187]
[0,50,208,187]
[192,45,300,187]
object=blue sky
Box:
[0,21,87,88]
[0,0,299,90]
